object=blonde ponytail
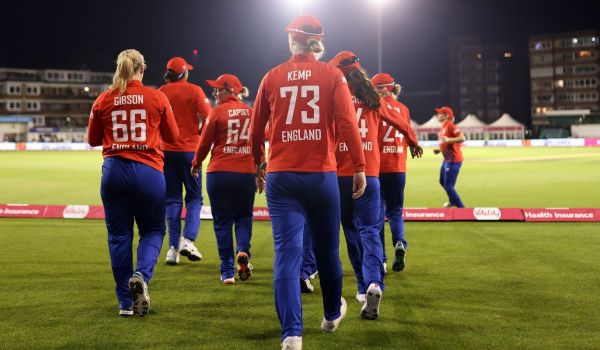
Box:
[238,86,250,100]
[111,49,146,95]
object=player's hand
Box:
[352,171,367,199]
[256,162,267,183]
[433,149,441,155]
[410,145,424,159]
[442,136,449,144]
[191,166,200,177]
[256,176,266,194]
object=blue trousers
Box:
[100,157,167,310]
[439,161,464,208]
[206,172,255,278]
[267,172,343,339]
[379,172,407,262]
[164,151,203,249]
[338,176,385,294]
[300,223,317,280]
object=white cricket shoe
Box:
[443,202,456,208]
[360,283,382,320]
[300,278,314,293]
[129,272,150,317]
[118,307,133,316]
[320,297,347,333]
[281,336,302,350]
[165,246,179,265]
[179,238,202,261]
[355,291,366,304]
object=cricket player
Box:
[433,106,465,208]
[191,74,255,285]
[372,73,418,272]
[329,51,423,320]
[250,15,366,350]
[159,56,212,265]
[88,49,179,317]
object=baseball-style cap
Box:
[206,74,244,94]
[166,57,193,74]
[285,14,324,43]
[329,51,361,75]
[435,106,454,118]
[371,73,395,87]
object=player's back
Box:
[378,97,409,172]
[261,55,350,172]
[159,81,210,152]
[336,97,381,177]
[91,81,178,171]
[207,98,254,173]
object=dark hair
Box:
[346,67,380,110]
[163,69,185,82]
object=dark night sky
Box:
[2,0,598,95]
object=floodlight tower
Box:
[373,0,385,73]
[290,0,309,15]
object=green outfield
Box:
[0,147,600,349]
[1,147,600,207]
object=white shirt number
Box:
[227,118,250,144]
[111,109,147,142]
[280,85,320,125]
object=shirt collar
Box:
[289,53,318,62]
[127,80,143,87]
[218,95,240,105]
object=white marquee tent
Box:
[456,114,486,140]
[487,113,525,139]
[415,115,442,140]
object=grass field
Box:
[1,147,600,349]
[1,147,600,207]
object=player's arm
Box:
[157,92,179,143]
[196,86,212,133]
[378,101,423,158]
[332,71,366,198]
[191,110,218,177]
[443,126,465,144]
[87,94,105,147]
[250,76,270,169]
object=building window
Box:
[531,67,553,78]
[577,50,594,59]
[7,101,22,111]
[8,85,22,95]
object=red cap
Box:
[371,73,395,88]
[166,57,193,74]
[285,15,324,44]
[435,106,454,118]
[206,74,244,94]
[329,51,360,75]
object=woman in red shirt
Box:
[329,51,422,320]
[159,56,212,265]
[433,106,466,207]
[191,74,255,284]
[250,15,366,349]
[372,73,418,273]
[88,49,179,317]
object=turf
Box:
[0,219,598,349]
[1,147,600,207]
[1,147,599,349]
